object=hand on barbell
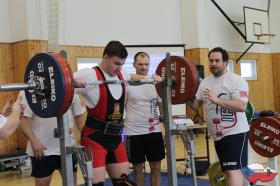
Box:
[151,74,163,84]
[73,78,86,88]
[74,77,159,87]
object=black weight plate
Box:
[24,53,67,118]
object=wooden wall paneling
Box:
[272,53,280,112]
[8,40,48,152]
[11,41,32,151]
[184,48,209,121]
[61,45,104,72]
[12,41,30,84]
[257,54,275,111]
[229,52,275,112]
[0,43,18,154]
[185,48,202,64]
[11,40,47,85]
[185,48,210,76]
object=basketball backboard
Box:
[244,7,270,44]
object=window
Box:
[76,58,101,70]
[240,60,257,80]
[227,59,234,72]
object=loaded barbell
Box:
[0,52,200,118]
[249,116,280,158]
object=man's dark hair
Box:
[208,47,229,62]
[103,40,128,59]
[133,51,149,63]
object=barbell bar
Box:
[0,83,36,91]
[84,79,155,85]
[0,79,155,91]
[0,52,200,118]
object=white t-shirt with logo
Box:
[195,71,249,141]
[124,84,162,135]
[20,92,85,156]
[74,68,131,109]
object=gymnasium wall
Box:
[1,0,183,45]
[2,0,279,52]
[181,0,279,52]
[0,0,11,42]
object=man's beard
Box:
[211,67,223,77]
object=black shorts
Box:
[214,132,248,171]
[31,155,77,178]
[125,132,165,164]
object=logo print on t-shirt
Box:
[213,93,237,136]
[240,91,248,97]
[148,99,159,131]
[150,99,159,119]
[108,103,123,121]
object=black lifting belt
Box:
[85,116,124,136]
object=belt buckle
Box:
[103,122,117,135]
[103,123,110,135]
[103,122,122,136]
[111,122,123,135]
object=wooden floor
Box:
[0,132,279,186]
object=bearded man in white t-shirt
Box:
[124,52,165,186]
[193,47,249,186]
